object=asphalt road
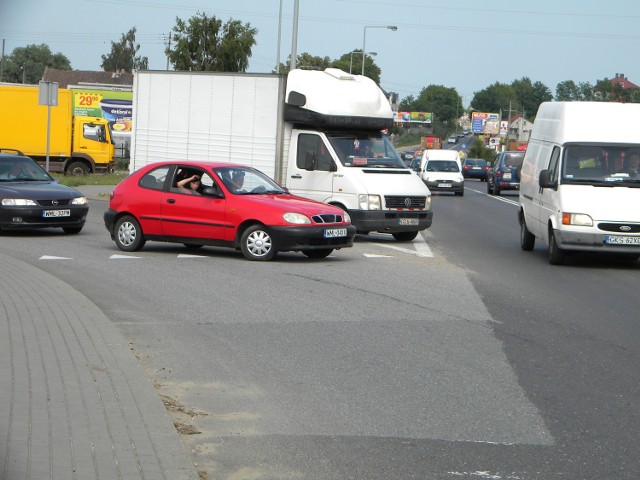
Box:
[1,184,639,480]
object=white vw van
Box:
[518,101,640,265]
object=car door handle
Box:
[167,198,176,204]
[290,174,302,179]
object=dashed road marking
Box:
[110,254,142,259]
[39,255,72,260]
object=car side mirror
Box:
[538,169,557,189]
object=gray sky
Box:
[2,0,639,105]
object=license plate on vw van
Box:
[399,218,419,226]
[324,228,347,238]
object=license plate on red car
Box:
[43,209,71,218]
[324,228,347,238]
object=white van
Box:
[518,101,640,265]
[417,149,464,196]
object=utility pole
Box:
[290,0,299,69]
[165,32,171,70]
[0,39,4,82]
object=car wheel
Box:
[302,249,334,259]
[520,219,535,251]
[392,231,418,241]
[455,189,464,197]
[487,179,493,194]
[66,161,90,176]
[63,226,83,234]
[240,225,276,261]
[548,229,565,265]
[114,215,146,252]
[494,185,501,196]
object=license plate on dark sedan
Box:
[324,228,347,238]
[43,209,71,218]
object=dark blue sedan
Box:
[0,150,89,233]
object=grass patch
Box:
[51,171,129,187]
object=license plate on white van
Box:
[324,228,347,238]
[605,235,640,245]
[399,218,419,226]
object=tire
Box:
[487,179,493,195]
[520,218,535,251]
[240,225,276,261]
[66,161,90,176]
[548,229,565,265]
[63,226,83,234]
[455,189,464,197]
[114,215,145,252]
[392,231,418,242]
[494,185,501,196]
[302,249,334,259]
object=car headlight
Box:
[1,198,38,206]
[358,194,381,210]
[562,213,593,226]
[425,195,432,210]
[71,196,88,205]
[283,212,311,224]
[343,211,351,223]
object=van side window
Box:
[548,147,560,183]
[297,134,333,172]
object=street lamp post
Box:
[361,25,397,76]
[350,51,376,74]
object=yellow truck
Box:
[0,84,115,174]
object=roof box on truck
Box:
[284,68,393,131]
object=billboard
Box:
[70,85,133,158]
[394,111,433,124]
[471,112,500,134]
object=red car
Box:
[104,161,356,261]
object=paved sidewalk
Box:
[0,252,199,480]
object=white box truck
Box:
[130,68,433,241]
[518,101,640,265]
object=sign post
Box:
[38,81,58,172]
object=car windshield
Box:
[501,153,524,168]
[562,145,640,186]
[215,166,286,195]
[327,134,406,168]
[0,157,53,182]
[465,159,486,166]
[426,160,460,172]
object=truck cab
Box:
[65,116,114,175]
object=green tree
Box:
[331,49,381,82]
[2,44,71,84]
[555,80,595,101]
[511,77,552,117]
[167,12,257,72]
[275,52,333,74]
[471,82,518,116]
[413,85,461,128]
[101,27,148,72]
[467,137,495,162]
[398,94,416,111]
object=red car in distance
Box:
[104,161,356,261]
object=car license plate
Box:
[605,235,640,245]
[437,183,451,188]
[324,228,347,238]
[503,172,512,180]
[472,166,481,170]
[43,209,71,218]
[399,218,419,226]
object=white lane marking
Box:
[40,255,72,260]
[466,186,519,206]
[110,254,142,259]
[363,253,393,258]
[177,253,207,258]
[372,234,434,258]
